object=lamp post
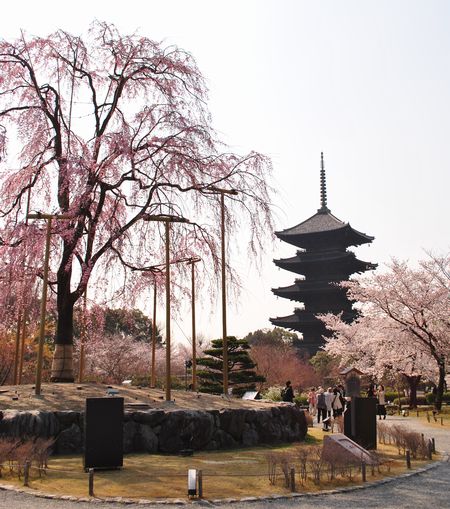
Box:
[142,214,190,401]
[186,257,201,391]
[205,186,238,395]
[27,212,71,396]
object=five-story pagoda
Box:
[270,153,376,356]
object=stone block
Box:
[322,433,376,465]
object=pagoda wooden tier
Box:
[270,153,376,356]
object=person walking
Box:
[307,387,317,416]
[325,387,334,418]
[316,388,327,424]
[331,387,344,417]
[377,384,387,420]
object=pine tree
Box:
[197,336,265,395]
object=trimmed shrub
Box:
[294,395,308,406]
[393,396,427,406]
[263,386,283,402]
[425,392,450,404]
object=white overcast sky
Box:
[1,1,449,345]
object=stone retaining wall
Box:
[0,405,307,454]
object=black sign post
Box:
[84,397,124,470]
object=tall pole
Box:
[17,309,28,384]
[220,192,228,395]
[78,290,87,383]
[27,212,71,396]
[141,213,191,401]
[204,186,237,396]
[14,183,32,384]
[13,308,22,385]
[151,281,157,388]
[165,221,171,401]
[191,260,196,391]
[188,259,202,390]
[35,217,53,396]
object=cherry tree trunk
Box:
[435,360,446,411]
[50,264,76,382]
[404,374,421,409]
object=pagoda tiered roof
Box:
[269,152,376,356]
[270,308,357,329]
[272,278,346,300]
[275,211,374,249]
[274,249,376,276]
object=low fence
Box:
[0,425,438,500]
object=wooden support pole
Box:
[18,310,27,384]
[78,290,87,383]
[290,467,296,491]
[361,462,366,482]
[13,309,22,385]
[34,217,53,396]
[197,469,203,498]
[23,461,30,487]
[165,221,171,402]
[191,261,197,391]
[432,438,436,453]
[220,192,228,395]
[151,282,157,388]
[27,212,71,395]
[88,468,94,496]
[406,450,411,469]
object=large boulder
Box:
[137,425,158,453]
[123,421,139,453]
[132,410,165,427]
[213,429,238,449]
[158,410,215,452]
[56,423,83,454]
[218,409,247,440]
[0,410,59,438]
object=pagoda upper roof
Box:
[276,210,374,249]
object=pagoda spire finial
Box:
[318,151,330,213]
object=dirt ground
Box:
[0,383,277,412]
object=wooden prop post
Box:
[27,213,71,396]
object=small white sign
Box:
[188,469,197,496]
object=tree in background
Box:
[85,307,162,344]
[73,305,162,383]
[245,327,301,348]
[308,351,341,385]
[197,337,265,395]
[0,21,273,383]
[321,313,436,408]
[322,254,449,410]
[249,337,320,391]
[0,274,48,385]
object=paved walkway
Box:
[0,416,448,509]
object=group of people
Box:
[307,386,346,425]
[282,381,388,426]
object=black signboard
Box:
[84,397,124,470]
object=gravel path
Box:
[0,416,448,509]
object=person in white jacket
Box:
[331,387,344,417]
[324,387,334,418]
